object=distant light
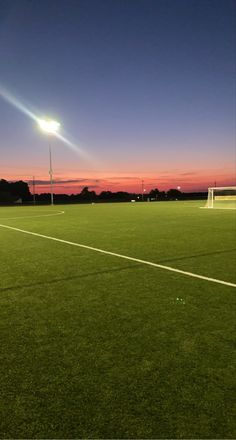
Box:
[38,119,60,134]
[177,186,181,190]
[144,189,146,192]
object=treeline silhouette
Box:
[0,179,207,204]
[0,179,31,203]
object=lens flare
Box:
[0,84,91,160]
[55,132,91,160]
[0,85,39,122]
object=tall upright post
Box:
[32,176,36,205]
[48,136,54,206]
[38,119,60,206]
[142,180,144,201]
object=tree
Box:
[80,186,96,201]
[149,188,160,199]
[0,179,9,192]
[10,180,31,201]
[167,189,182,200]
[0,179,31,202]
[99,191,113,200]
[0,191,15,203]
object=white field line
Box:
[0,223,235,289]
[200,207,236,210]
[0,210,65,220]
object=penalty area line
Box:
[0,223,235,289]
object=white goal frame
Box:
[206,186,236,208]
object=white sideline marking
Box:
[0,210,65,220]
[200,206,236,211]
[0,223,235,289]
[200,207,236,210]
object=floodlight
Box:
[38,119,60,134]
[38,118,61,206]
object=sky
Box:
[0,0,235,194]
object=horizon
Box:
[3,176,236,196]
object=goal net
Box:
[206,186,236,209]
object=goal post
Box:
[206,186,236,209]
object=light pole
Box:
[38,119,60,206]
[48,137,54,205]
[141,180,146,201]
[143,188,146,201]
[32,175,36,205]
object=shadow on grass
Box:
[158,248,236,264]
[2,249,236,294]
[0,264,141,293]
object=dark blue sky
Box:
[0,0,235,192]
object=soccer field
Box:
[0,201,235,438]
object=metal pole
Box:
[48,136,54,206]
[32,176,36,205]
[142,180,144,201]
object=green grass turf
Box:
[211,200,236,210]
[0,201,235,438]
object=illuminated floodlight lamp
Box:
[38,119,60,134]
[177,186,181,190]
